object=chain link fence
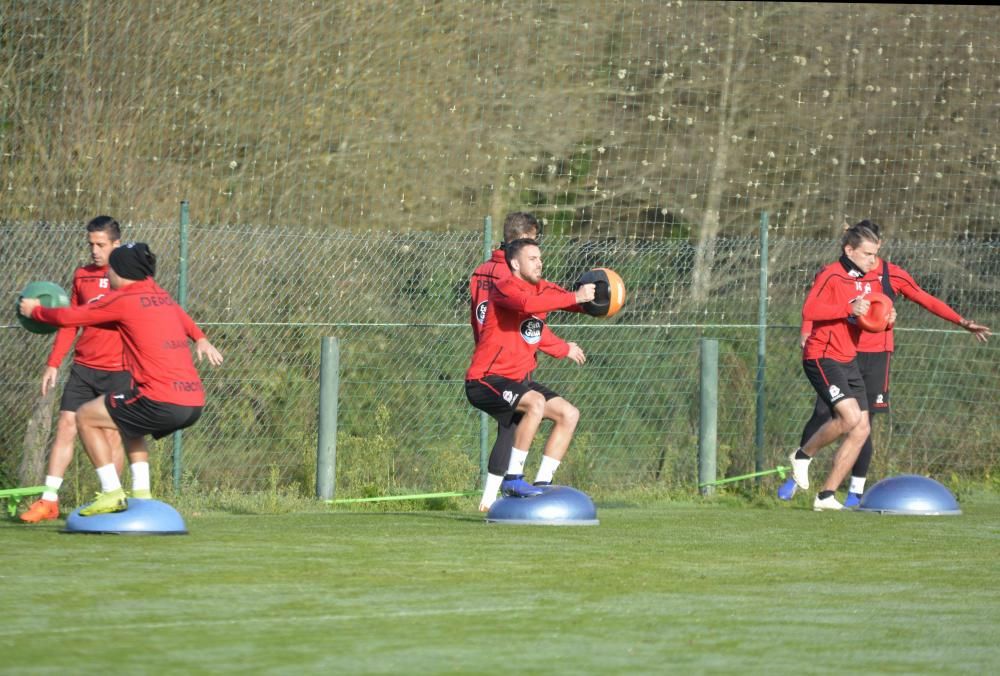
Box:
[2,222,996,499]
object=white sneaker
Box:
[813,494,844,511]
[789,450,811,490]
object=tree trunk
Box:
[18,387,56,485]
[692,17,738,302]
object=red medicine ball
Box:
[856,292,893,332]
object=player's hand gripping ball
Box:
[16,281,69,334]
[574,267,626,318]
[856,291,893,332]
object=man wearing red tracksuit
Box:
[788,223,882,511]
[469,212,582,509]
[20,217,222,523]
[21,242,217,516]
[466,238,595,498]
[780,221,990,506]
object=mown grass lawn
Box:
[2,494,998,674]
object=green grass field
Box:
[2,494,999,674]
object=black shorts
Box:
[105,389,202,440]
[803,358,868,413]
[465,376,560,426]
[60,364,133,412]
[857,351,891,414]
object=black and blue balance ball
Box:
[17,281,70,334]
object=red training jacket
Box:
[466,274,580,382]
[46,265,122,370]
[801,259,965,353]
[33,278,205,406]
[469,248,579,358]
[801,259,866,363]
[46,264,206,371]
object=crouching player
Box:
[19,242,219,516]
[465,238,595,498]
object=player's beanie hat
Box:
[110,242,157,280]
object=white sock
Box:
[130,461,150,491]
[506,448,528,475]
[849,476,867,494]
[535,455,561,484]
[480,473,504,508]
[42,474,63,502]
[95,463,122,492]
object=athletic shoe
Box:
[813,494,844,511]
[79,488,128,516]
[532,480,552,487]
[19,499,59,523]
[131,489,153,500]
[776,478,798,501]
[788,451,811,490]
[500,474,544,498]
[844,491,862,508]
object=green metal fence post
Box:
[479,215,493,484]
[317,336,340,500]
[698,338,719,495]
[754,211,769,475]
[172,200,190,492]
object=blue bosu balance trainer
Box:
[856,475,961,516]
[65,498,189,534]
[486,485,599,526]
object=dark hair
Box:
[504,237,539,268]
[841,219,881,250]
[86,215,121,242]
[502,212,540,243]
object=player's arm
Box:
[799,319,813,349]
[176,306,224,366]
[23,291,125,327]
[491,277,592,314]
[538,326,585,364]
[539,325,570,358]
[42,275,83,394]
[469,271,485,344]
[801,273,863,322]
[892,267,991,342]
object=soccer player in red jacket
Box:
[466,238,595,498]
[20,242,220,516]
[779,220,990,506]
[20,218,222,522]
[790,223,882,510]
[469,212,583,510]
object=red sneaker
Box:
[19,498,60,523]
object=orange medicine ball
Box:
[856,292,893,332]
[574,267,626,318]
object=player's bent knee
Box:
[55,412,78,434]
[517,391,546,416]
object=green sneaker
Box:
[131,489,153,500]
[79,488,128,516]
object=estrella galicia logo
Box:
[476,300,488,325]
[520,317,543,344]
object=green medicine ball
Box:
[17,281,70,334]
